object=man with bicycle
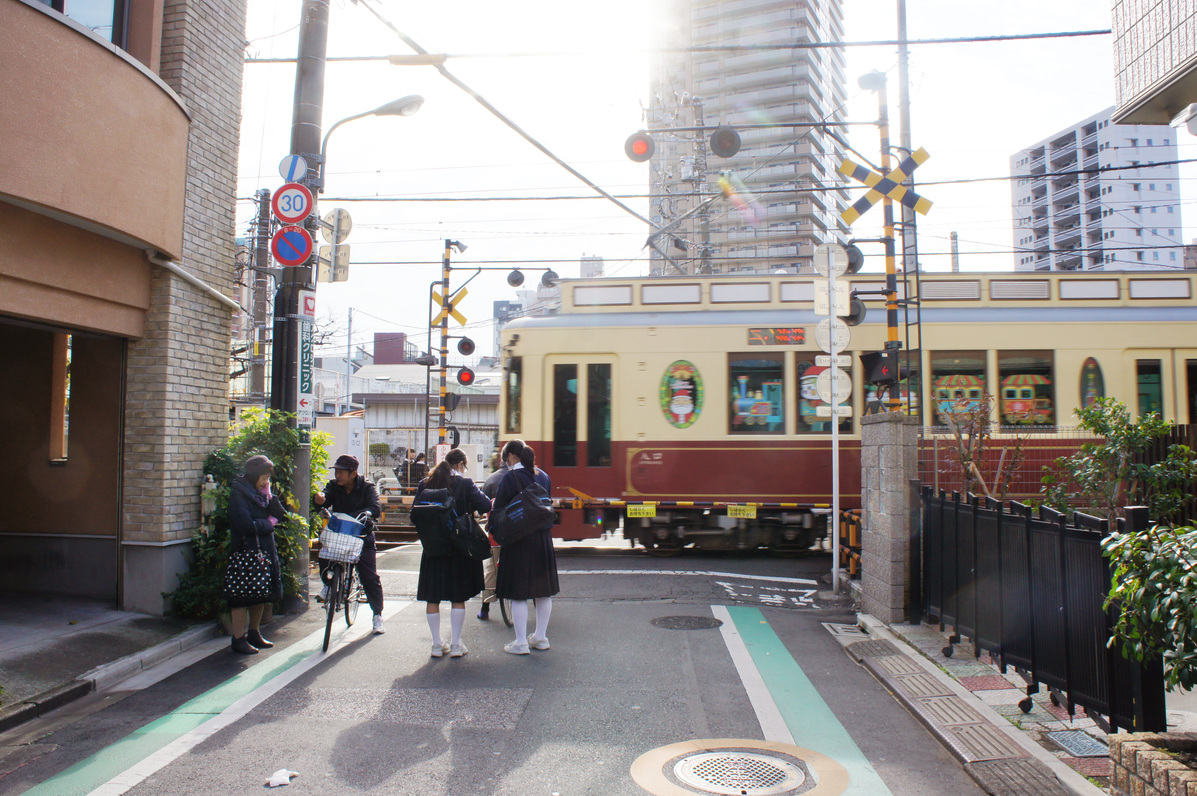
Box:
[314,455,385,634]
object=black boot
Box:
[246,629,274,649]
[231,636,259,655]
[477,603,490,620]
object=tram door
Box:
[545,357,615,472]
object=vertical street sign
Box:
[297,321,315,442]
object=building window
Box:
[998,351,1055,427]
[51,333,71,462]
[1137,252,1145,261]
[1137,360,1162,417]
[1153,252,1160,260]
[504,356,521,434]
[38,0,130,48]
[1133,183,1141,191]
[796,354,852,434]
[931,352,986,426]
[587,364,611,467]
[553,364,578,466]
[729,352,784,434]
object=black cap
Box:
[333,455,359,471]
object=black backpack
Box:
[410,488,456,557]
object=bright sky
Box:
[237,0,1196,359]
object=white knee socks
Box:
[511,599,529,643]
[533,596,552,641]
[450,607,465,645]
[426,610,441,643]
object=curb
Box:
[0,622,219,736]
[855,614,1105,796]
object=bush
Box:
[166,409,330,619]
[1104,523,1197,691]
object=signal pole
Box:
[438,240,452,448]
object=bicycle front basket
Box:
[318,529,363,563]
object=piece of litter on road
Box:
[266,769,299,787]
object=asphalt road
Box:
[0,542,985,796]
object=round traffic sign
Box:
[814,318,850,353]
[815,367,852,404]
[271,225,313,266]
[321,208,353,244]
[813,243,849,278]
[272,182,314,224]
[278,154,309,182]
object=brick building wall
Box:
[121,0,248,613]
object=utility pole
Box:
[690,97,713,275]
[272,0,329,610]
[251,189,271,401]
[438,240,452,449]
[345,308,352,415]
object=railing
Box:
[838,508,862,577]
[922,491,1166,733]
[1133,424,1197,525]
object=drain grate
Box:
[1045,730,1108,758]
[652,615,724,630]
[673,751,806,795]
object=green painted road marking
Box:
[725,605,893,796]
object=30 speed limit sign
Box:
[272,182,313,224]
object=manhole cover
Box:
[1046,730,1108,758]
[673,751,806,795]
[652,615,724,630]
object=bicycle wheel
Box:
[344,566,359,627]
[499,596,513,628]
[323,565,342,653]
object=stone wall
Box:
[1109,732,1197,796]
[121,0,248,614]
[859,412,919,624]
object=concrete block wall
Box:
[859,412,919,624]
[120,0,248,614]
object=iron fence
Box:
[1132,424,1197,525]
[922,490,1166,734]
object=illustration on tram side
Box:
[933,374,985,424]
[660,360,703,428]
[1000,374,1054,425]
[1080,357,1105,410]
[798,365,830,431]
[730,375,783,431]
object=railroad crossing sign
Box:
[271,225,313,266]
[272,182,313,224]
[838,147,933,225]
[431,288,468,326]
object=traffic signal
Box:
[845,242,865,274]
[444,392,461,412]
[709,125,741,158]
[860,351,901,384]
[456,337,475,356]
[446,425,461,448]
[842,296,866,326]
[624,131,655,162]
[456,367,475,386]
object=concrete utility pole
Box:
[272,0,330,610]
[251,189,271,401]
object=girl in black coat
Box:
[492,439,559,655]
[226,455,286,655]
[413,448,492,658]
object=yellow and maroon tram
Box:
[498,271,1197,552]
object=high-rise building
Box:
[648,0,850,275]
[1010,108,1183,271]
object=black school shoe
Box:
[231,636,259,655]
[477,604,490,620]
[246,629,274,649]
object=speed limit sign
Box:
[272,182,313,224]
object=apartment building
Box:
[647,0,850,274]
[1010,108,1183,271]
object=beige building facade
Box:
[0,0,247,613]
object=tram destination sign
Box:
[748,327,805,345]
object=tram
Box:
[498,271,1197,553]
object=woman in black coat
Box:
[413,448,491,659]
[492,439,559,655]
[226,455,286,655]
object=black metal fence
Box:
[921,489,1166,733]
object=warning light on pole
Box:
[709,125,741,158]
[456,337,475,356]
[624,131,655,163]
[456,367,475,386]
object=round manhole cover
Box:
[652,615,724,630]
[673,751,806,795]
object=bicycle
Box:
[318,511,371,653]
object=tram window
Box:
[796,354,852,433]
[554,364,578,466]
[729,353,784,434]
[587,363,612,467]
[998,351,1055,427]
[504,357,521,434]
[1137,360,1163,418]
[930,351,986,426]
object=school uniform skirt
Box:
[495,527,560,601]
[416,550,484,603]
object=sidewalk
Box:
[0,595,218,732]
[849,612,1197,796]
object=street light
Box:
[316,95,425,192]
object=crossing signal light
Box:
[845,242,865,274]
[456,367,475,386]
[709,125,741,158]
[860,351,903,384]
[456,337,475,356]
[446,426,461,448]
[624,131,655,162]
[842,296,866,327]
[444,392,461,412]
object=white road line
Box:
[710,604,795,744]
[86,601,414,796]
[377,568,818,585]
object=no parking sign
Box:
[271,225,313,266]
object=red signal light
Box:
[456,367,475,386]
[624,131,655,163]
